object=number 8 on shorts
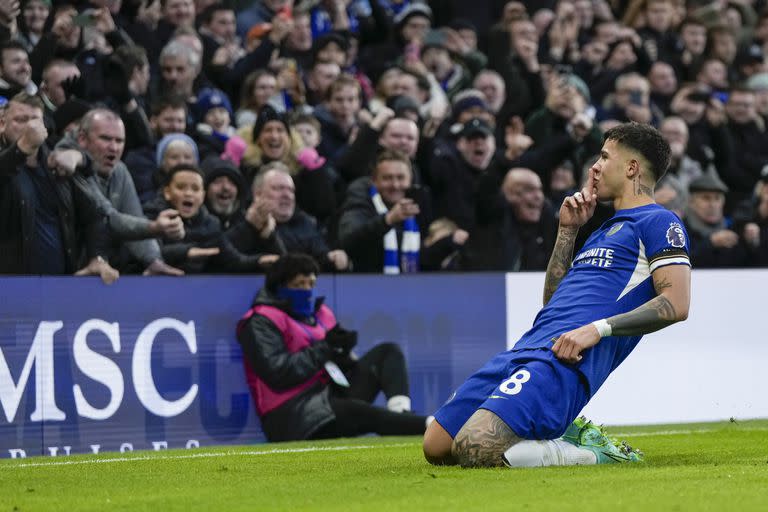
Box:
[499,369,531,396]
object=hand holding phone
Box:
[72,9,96,27]
[711,91,730,104]
[628,90,644,106]
[404,185,426,206]
[686,91,711,103]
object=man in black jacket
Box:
[338,149,423,273]
[684,173,756,268]
[0,92,117,282]
[429,117,496,230]
[721,88,768,208]
[463,168,557,271]
[234,162,349,272]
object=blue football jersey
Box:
[512,204,690,396]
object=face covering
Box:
[276,287,315,318]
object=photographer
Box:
[236,253,428,442]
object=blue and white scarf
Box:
[370,185,419,274]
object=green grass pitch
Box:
[1,419,767,511]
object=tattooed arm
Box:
[552,264,691,364]
[544,168,599,305]
[607,263,691,335]
[543,226,578,305]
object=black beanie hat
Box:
[201,155,245,194]
[252,105,289,142]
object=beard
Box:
[210,198,239,217]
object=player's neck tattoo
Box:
[633,177,653,197]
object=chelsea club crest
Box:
[666,222,686,248]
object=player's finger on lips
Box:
[584,167,594,187]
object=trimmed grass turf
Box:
[1,419,767,512]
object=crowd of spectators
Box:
[2,0,768,281]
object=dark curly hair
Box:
[264,253,320,293]
[604,122,671,182]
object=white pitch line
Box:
[4,425,768,469]
[613,426,768,437]
[3,443,414,469]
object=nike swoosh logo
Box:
[488,395,507,399]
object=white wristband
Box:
[592,319,612,338]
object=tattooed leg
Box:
[452,409,521,468]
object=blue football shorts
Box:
[433,348,590,440]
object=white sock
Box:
[503,439,597,468]
[387,395,412,413]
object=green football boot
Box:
[562,416,644,464]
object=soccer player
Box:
[423,122,691,468]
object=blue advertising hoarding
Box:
[0,275,507,458]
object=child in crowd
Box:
[144,164,222,274]
[290,112,345,229]
[195,88,241,160]
[144,164,282,274]
[292,112,326,170]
